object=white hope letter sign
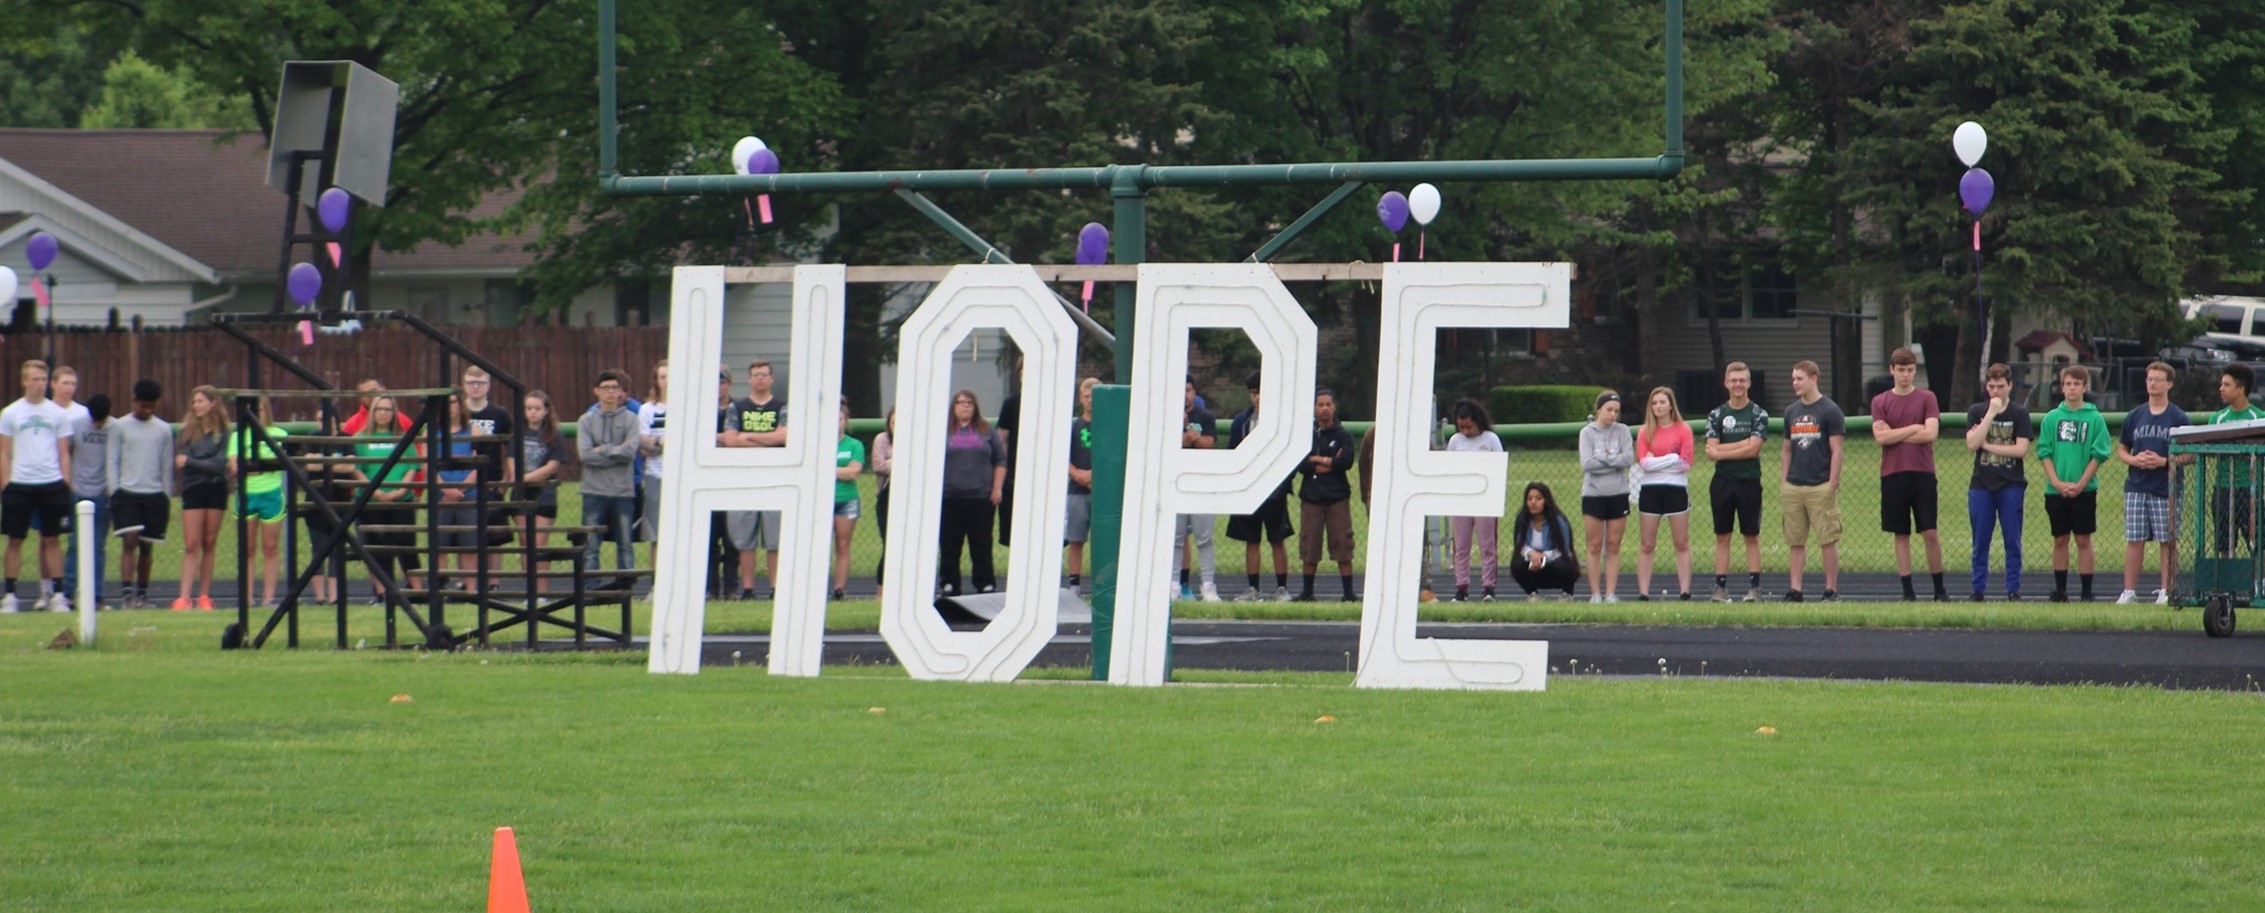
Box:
[648,265,843,676]
[1111,264,1316,686]
[878,265,1078,681]
[1356,262,1565,690]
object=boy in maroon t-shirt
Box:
[1870,347,1946,601]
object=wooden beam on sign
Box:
[721,263,1573,284]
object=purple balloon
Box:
[287,262,322,306]
[318,187,352,234]
[24,232,57,272]
[748,148,780,176]
[1377,192,1410,234]
[1960,167,1995,214]
[1076,223,1110,266]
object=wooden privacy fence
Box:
[17,322,670,426]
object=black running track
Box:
[680,620,2265,692]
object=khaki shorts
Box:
[1299,499,1355,564]
[1780,482,1842,547]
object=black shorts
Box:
[111,490,172,543]
[182,481,228,512]
[1225,491,1295,544]
[531,502,560,520]
[1,481,72,539]
[1580,494,1630,522]
[1637,485,1689,517]
[1881,471,1939,535]
[2044,490,2099,537]
[1710,475,1763,536]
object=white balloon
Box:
[1953,121,1987,167]
[731,135,768,175]
[1408,183,1442,226]
[0,266,15,306]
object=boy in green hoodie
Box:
[2035,364,2112,602]
[2206,363,2262,556]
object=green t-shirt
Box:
[227,426,289,494]
[1705,401,1770,481]
[355,438,418,493]
[2210,404,2265,488]
[836,436,866,504]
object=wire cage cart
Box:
[2168,419,2265,637]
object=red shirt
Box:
[1870,387,1941,475]
[342,404,413,436]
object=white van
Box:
[2185,295,2265,343]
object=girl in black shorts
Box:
[1577,391,1634,602]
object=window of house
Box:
[614,281,651,327]
[407,286,449,322]
[1689,258,1799,323]
[484,279,532,327]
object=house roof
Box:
[2014,329,2088,356]
[0,129,537,277]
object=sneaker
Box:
[1481,587,1496,602]
[1635,593,1651,602]
[1274,586,1292,603]
[31,593,50,612]
[49,594,68,613]
[196,596,215,611]
[0,593,14,613]
[1589,594,1603,604]
[1527,592,1541,602]
[1179,583,1195,601]
[1711,582,1729,603]
[2007,591,2022,602]
[170,596,191,612]
[829,587,846,601]
[1454,585,1469,602]
[1678,592,1693,602]
[2049,590,2068,603]
[1198,582,1222,603]
[1743,586,1761,603]
[1295,589,1315,603]
[1604,594,1619,604]
[1933,591,1949,603]
[2154,589,2170,606]
[2115,589,2138,605]
[1820,591,1840,603]
[1234,587,1262,603]
[1971,591,1987,603]
[1784,591,1804,603]
[1339,590,1358,602]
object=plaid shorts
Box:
[2124,491,2172,543]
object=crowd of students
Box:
[12,349,2254,612]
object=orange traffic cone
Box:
[488,826,530,913]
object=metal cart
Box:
[2168,419,2265,636]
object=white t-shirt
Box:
[0,398,75,485]
[1444,430,1503,453]
[637,401,668,478]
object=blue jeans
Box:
[1967,486,2024,595]
[63,493,108,600]
[582,494,637,571]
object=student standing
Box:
[1704,363,1768,602]
[2035,365,2112,602]
[1296,388,1358,602]
[174,385,229,611]
[578,371,641,574]
[830,397,864,601]
[1223,374,1294,603]
[1064,381,1099,595]
[2205,363,2262,559]
[1633,386,1694,601]
[1963,364,2032,601]
[1779,360,1845,602]
[636,360,669,567]
[1443,398,1503,602]
[227,399,290,607]
[353,396,423,605]
[65,391,112,607]
[936,389,1006,596]
[0,360,74,612]
[872,408,894,597]
[1870,347,1947,602]
[2115,361,2186,605]
[458,366,517,581]
[722,360,788,598]
[1173,377,1221,602]
[1577,391,1634,603]
[108,380,174,609]
[520,391,568,586]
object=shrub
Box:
[1489,385,1603,425]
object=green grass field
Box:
[2,634,2259,912]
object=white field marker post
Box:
[76,498,95,645]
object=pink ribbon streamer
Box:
[1080,280,1094,313]
[30,279,48,309]
[1391,242,1401,263]
[1973,222,1981,251]
[757,195,774,224]
[327,242,343,266]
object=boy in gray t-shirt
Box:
[1777,361,1845,602]
[107,380,175,609]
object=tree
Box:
[79,51,255,129]
[1843,0,2239,404]
[0,24,107,129]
